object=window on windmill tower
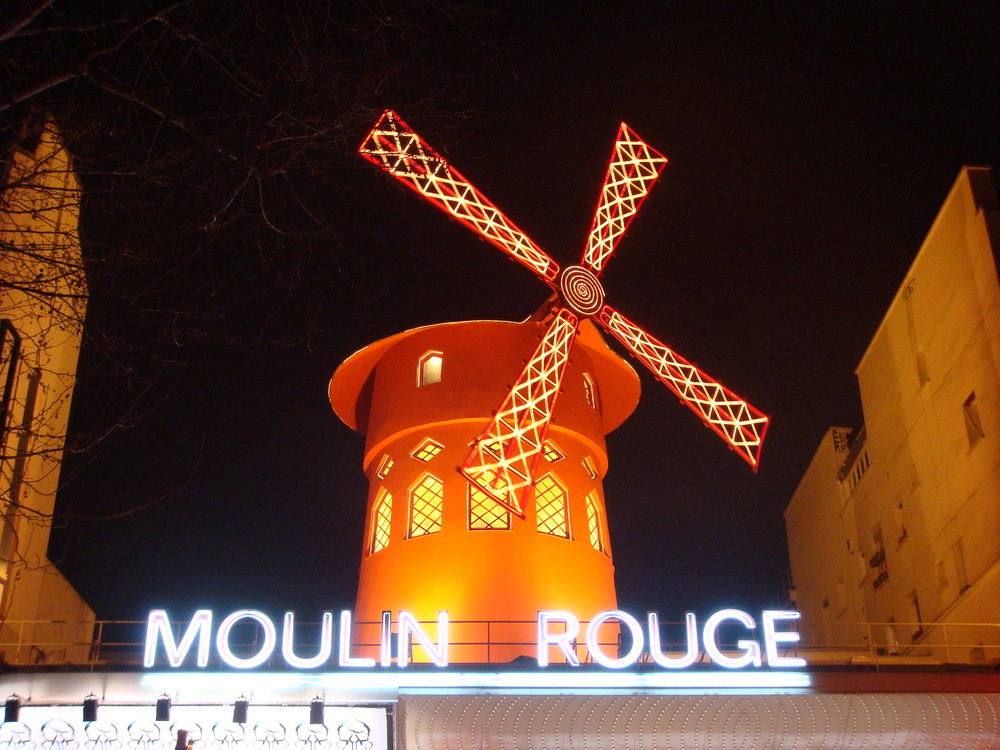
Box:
[369,489,393,555]
[376,454,394,479]
[542,441,565,462]
[408,474,444,538]
[468,484,511,530]
[534,474,569,539]
[411,438,443,462]
[582,373,599,410]
[418,351,443,386]
[585,491,606,554]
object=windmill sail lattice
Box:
[360,110,769,516]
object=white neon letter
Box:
[536,611,580,667]
[338,610,376,667]
[648,612,699,669]
[144,609,212,668]
[762,610,807,667]
[703,609,762,669]
[281,611,333,669]
[586,610,643,669]
[397,611,448,668]
[216,610,277,669]
[380,611,393,667]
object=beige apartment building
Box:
[0,124,94,664]
[785,167,999,664]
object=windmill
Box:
[359,110,769,517]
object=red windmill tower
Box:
[329,111,768,662]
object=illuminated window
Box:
[418,351,443,386]
[963,392,984,448]
[411,438,443,462]
[542,441,564,462]
[408,474,444,538]
[468,484,511,530]
[585,492,606,554]
[534,474,569,538]
[369,489,392,555]
[376,455,394,479]
[582,456,597,479]
[582,373,599,410]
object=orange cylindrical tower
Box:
[329,318,639,663]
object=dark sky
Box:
[51,3,998,622]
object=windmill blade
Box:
[582,123,667,276]
[360,110,560,284]
[596,304,769,469]
[462,308,580,516]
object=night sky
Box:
[49,3,998,623]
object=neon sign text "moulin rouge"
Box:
[144,609,806,670]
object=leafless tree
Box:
[0,0,504,562]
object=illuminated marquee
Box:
[145,608,805,670]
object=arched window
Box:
[585,492,606,554]
[468,484,511,530]
[418,351,443,386]
[369,489,392,555]
[409,474,444,537]
[534,473,569,538]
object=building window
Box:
[909,591,924,641]
[0,319,21,438]
[582,373,599,410]
[582,456,597,480]
[870,526,889,589]
[369,489,392,555]
[534,473,569,538]
[963,391,984,448]
[376,454,394,479]
[952,539,969,593]
[894,502,907,545]
[844,448,870,494]
[936,560,948,590]
[585,492,606,554]
[542,441,564,463]
[411,438,443,462]
[468,484,510,530]
[408,474,444,538]
[418,351,443,386]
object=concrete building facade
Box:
[785,167,1000,663]
[0,124,94,664]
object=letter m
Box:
[144,610,213,668]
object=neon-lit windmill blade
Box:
[359,110,559,284]
[359,110,769,515]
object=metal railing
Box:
[0,617,996,671]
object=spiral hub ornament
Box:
[559,265,605,316]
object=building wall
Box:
[0,124,95,664]
[785,167,1000,663]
